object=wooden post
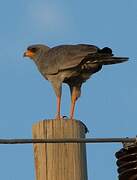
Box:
[32,119,88,180]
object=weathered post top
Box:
[32,119,88,180]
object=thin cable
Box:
[0,137,136,144]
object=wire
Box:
[0,137,136,144]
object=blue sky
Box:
[0,0,136,179]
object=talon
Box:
[55,114,61,120]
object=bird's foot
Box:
[70,115,74,120]
[55,114,61,120]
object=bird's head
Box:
[23,44,50,61]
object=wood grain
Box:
[32,119,88,180]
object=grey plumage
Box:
[24,43,128,119]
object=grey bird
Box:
[23,44,128,119]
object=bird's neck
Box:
[33,57,46,77]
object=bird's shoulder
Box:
[47,44,98,55]
[46,44,98,64]
[42,44,99,75]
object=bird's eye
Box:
[28,47,37,52]
[31,48,37,52]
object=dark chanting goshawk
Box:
[24,44,128,119]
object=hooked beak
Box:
[23,50,35,58]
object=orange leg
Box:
[70,97,77,120]
[70,87,77,120]
[55,96,61,119]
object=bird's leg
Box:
[55,96,61,119]
[69,85,81,120]
[70,92,77,120]
[51,81,62,120]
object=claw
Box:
[55,114,61,120]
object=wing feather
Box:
[42,44,98,74]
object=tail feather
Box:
[94,47,129,65]
[91,57,128,65]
